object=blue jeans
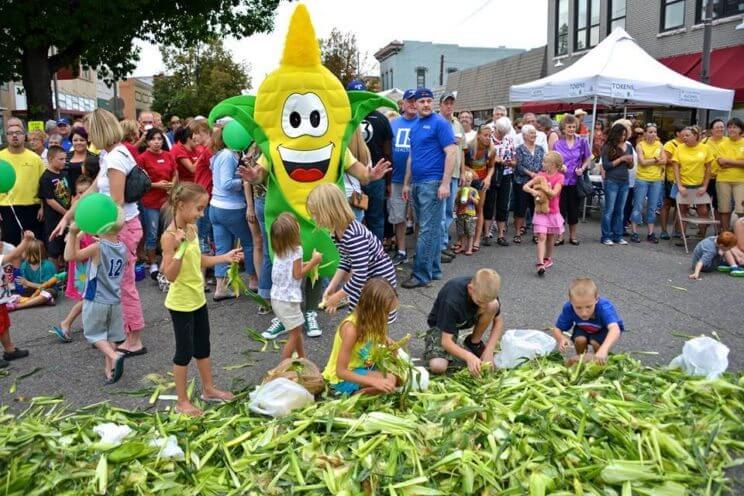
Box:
[441,177,459,250]
[197,204,213,254]
[141,207,161,251]
[412,181,443,284]
[631,180,663,226]
[209,205,255,278]
[362,179,385,241]
[254,196,272,300]
[601,180,630,242]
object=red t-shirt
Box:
[138,150,177,209]
[194,147,214,195]
[170,142,201,183]
[123,141,140,161]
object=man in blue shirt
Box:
[401,88,457,289]
[56,118,72,152]
[388,89,417,266]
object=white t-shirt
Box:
[97,144,138,220]
[270,246,303,303]
[0,242,17,304]
[514,130,549,154]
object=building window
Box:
[608,0,626,31]
[574,0,600,51]
[696,0,744,23]
[416,67,426,88]
[661,0,685,31]
[555,0,569,56]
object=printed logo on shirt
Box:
[395,128,411,150]
[360,120,374,143]
[576,321,601,334]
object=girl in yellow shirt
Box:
[631,124,665,243]
[323,278,400,395]
[671,126,714,238]
[715,117,744,230]
[160,183,243,417]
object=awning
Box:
[518,102,602,114]
[659,45,744,103]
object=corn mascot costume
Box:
[208,4,396,277]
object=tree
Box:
[0,1,280,120]
[152,39,251,120]
[319,28,360,88]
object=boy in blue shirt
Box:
[551,278,624,364]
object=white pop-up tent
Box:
[509,28,735,113]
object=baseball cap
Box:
[439,91,456,103]
[57,118,70,126]
[414,88,433,100]
[403,89,416,100]
[346,79,367,91]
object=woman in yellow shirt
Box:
[716,117,744,230]
[703,119,726,222]
[659,125,685,240]
[631,124,665,243]
[671,126,714,238]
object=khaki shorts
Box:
[716,182,744,214]
[271,299,304,330]
[82,301,124,344]
[388,183,408,225]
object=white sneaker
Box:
[261,318,287,340]
[616,239,628,245]
[602,239,614,246]
[305,311,322,337]
[150,263,159,280]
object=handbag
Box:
[124,165,152,203]
[576,170,594,199]
[349,190,369,211]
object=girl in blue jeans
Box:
[600,124,634,245]
[208,136,256,300]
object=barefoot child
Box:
[65,216,127,384]
[689,231,739,279]
[551,278,625,364]
[523,151,565,276]
[54,176,94,342]
[262,212,323,359]
[11,240,59,310]
[323,278,401,395]
[160,183,242,416]
[455,170,480,255]
[0,230,34,368]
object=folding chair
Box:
[675,191,720,253]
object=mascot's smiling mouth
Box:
[278,144,333,183]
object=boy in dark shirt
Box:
[423,269,504,376]
[38,146,71,264]
[551,278,624,364]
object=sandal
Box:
[554,237,565,246]
[513,235,522,244]
[569,239,580,246]
[472,244,480,252]
[496,237,509,247]
[454,245,465,254]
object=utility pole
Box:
[699,0,714,126]
[439,54,444,86]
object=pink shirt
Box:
[540,171,564,214]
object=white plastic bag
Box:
[248,378,314,417]
[149,435,184,460]
[494,329,556,369]
[669,336,729,380]
[93,423,132,448]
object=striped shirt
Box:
[335,220,397,322]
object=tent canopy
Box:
[509,28,734,112]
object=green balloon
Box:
[0,160,16,193]
[223,120,252,151]
[74,193,119,234]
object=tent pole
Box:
[589,95,598,155]
[623,106,627,118]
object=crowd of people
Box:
[0,80,742,414]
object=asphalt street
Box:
[1,218,742,412]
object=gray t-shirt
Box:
[602,143,633,183]
[84,238,127,304]
[691,236,721,271]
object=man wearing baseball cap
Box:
[438,91,466,261]
[346,79,393,242]
[56,118,72,152]
[401,88,457,289]
[388,89,418,266]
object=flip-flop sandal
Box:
[52,326,72,343]
[513,235,522,244]
[200,394,230,404]
[213,293,236,302]
[472,245,480,252]
[116,347,148,357]
[454,246,465,254]
[465,251,473,256]
[111,355,125,383]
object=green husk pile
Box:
[2,354,743,495]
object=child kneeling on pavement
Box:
[689,231,739,280]
[551,278,624,364]
[424,269,504,377]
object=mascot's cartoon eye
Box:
[281,93,329,138]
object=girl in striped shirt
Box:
[308,184,397,323]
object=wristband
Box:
[174,240,188,260]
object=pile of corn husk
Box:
[1,354,743,495]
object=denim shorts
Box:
[331,366,372,394]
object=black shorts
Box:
[664,180,675,200]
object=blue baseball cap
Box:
[346,79,367,91]
[57,118,70,126]
[414,88,433,100]
[403,89,416,100]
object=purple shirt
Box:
[554,137,590,186]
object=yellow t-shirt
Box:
[703,137,725,177]
[663,139,681,181]
[636,140,664,182]
[672,142,714,186]
[164,235,206,312]
[322,314,377,385]
[0,149,46,206]
[716,137,744,183]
